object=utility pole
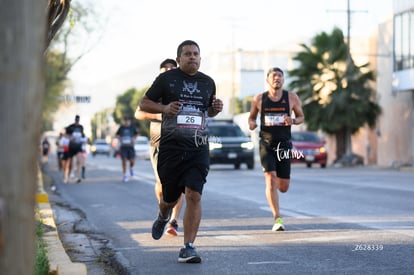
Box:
[221,17,246,116]
[231,22,237,115]
[327,0,369,72]
[327,0,368,158]
[327,0,368,63]
[346,0,352,68]
[345,0,353,156]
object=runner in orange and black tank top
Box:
[260,90,292,149]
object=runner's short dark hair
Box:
[159,59,177,69]
[267,67,284,76]
[177,40,200,57]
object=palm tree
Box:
[288,27,381,164]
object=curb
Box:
[400,166,414,172]
[37,167,88,275]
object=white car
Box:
[91,139,111,156]
[134,136,150,160]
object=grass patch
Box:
[35,211,49,275]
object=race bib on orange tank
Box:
[264,113,285,126]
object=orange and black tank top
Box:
[260,90,291,146]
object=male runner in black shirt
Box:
[140,40,223,263]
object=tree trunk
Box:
[345,126,353,155]
[0,0,47,274]
[334,128,347,162]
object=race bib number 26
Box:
[177,114,202,129]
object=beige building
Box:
[375,0,414,167]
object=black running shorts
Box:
[68,142,82,158]
[120,146,136,160]
[259,140,291,179]
[157,148,209,203]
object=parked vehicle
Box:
[90,139,111,157]
[208,121,255,170]
[291,131,327,168]
[134,136,150,160]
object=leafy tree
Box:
[42,0,73,131]
[113,87,138,124]
[46,0,71,50]
[91,108,114,141]
[288,27,381,162]
[42,1,100,131]
[132,87,151,136]
[42,50,72,130]
[113,87,151,137]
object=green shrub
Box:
[35,218,49,275]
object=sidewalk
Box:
[36,165,87,275]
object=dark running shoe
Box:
[151,210,171,240]
[178,244,201,263]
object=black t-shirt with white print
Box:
[145,68,216,150]
[65,123,84,144]
[116,125,138,147]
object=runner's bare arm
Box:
[140,96,182,116]
[290,93,304,125]
[248,94,261,130]
[134,106,162,121]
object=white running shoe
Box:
[272,217,285,231]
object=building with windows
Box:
[375,0,414,167]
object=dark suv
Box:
[208,121,255,169]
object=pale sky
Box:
[68,0,393,85]
[56,0,393,134]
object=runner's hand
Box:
[212,97,223,112]
[163,101,182,115]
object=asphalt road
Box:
[44,154,414,275]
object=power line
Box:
[327,0,369,64]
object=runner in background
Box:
[135,58,184,236]
[64,115,85,183]
[115,116,138,182]
[41,137,50,164]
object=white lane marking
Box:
[93,162,156,185]
[214,235,252,241]
[90,204,105,208]
[115,247,141,251]
[248,261,290,265]
[259,206,314,219]
[282,235,354,243]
